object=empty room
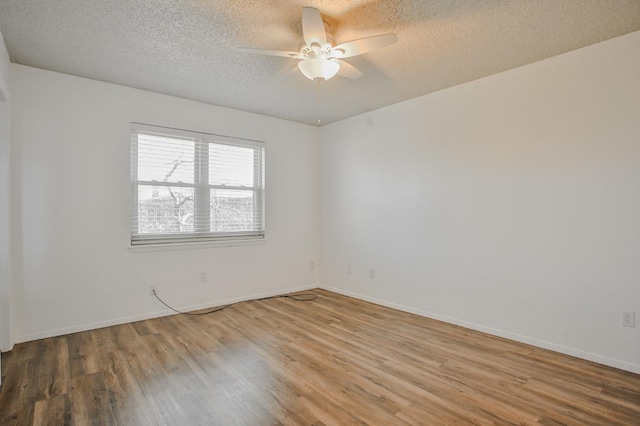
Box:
[0,1,639,424]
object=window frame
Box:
[130,123,265,246]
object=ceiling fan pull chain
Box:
[316,79,322,126]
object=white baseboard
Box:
[16,283,317,344]
[15,283,640,375]
[320,285,640,375]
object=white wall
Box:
[0,29,13,367]
[11,64,320,342]
[319,31,640,373]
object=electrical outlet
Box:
[369,268,375,279]
[149,285,157,296]
[200,272,207,282]
[622,311,636,328]
[347,264,352,275]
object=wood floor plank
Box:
[101,350,156,426]
[90,327,121,357]
[69,371,116,425]
[68,332,100,379]
[35,337,70,401]
[297,393,368,426]
[32,394,71,426]
[0,358,39,425]
[1,288,639,425]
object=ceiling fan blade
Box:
[237,48,302,59]
[302,7,327,46]
[335,60,363,79]
[332,33,397,58]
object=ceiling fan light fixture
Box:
[239,7,397,83]
[298,58,340,81]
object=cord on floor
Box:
[152,289,318,316]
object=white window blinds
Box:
[130,123,265,245]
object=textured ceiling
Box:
[0,0,639,126]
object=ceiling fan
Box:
[238,7,397,82]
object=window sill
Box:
[128,238,267,253]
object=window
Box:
[130,123,265,245]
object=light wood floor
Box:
[1,289,639,425]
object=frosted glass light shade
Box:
[298,58,340,81]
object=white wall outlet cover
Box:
[622,311,636,327]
